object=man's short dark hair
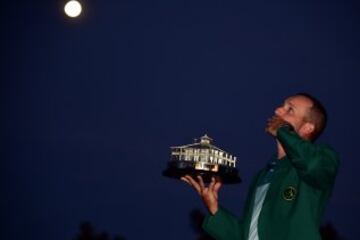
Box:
[295,93,328,141]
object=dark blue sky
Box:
[2,0,360,239]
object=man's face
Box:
[273,95,313,137]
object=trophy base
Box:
[162,161,241,184]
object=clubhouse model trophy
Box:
[162,134,241,184]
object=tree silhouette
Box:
[320,222,345,240]
[73,221,126,240]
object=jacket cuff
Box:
[203,207,241,239]
[276,125,300,148]
[276,123,294,136]
[202,207,226,237]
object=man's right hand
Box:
[266,115,293,137]
[181,175,222,215]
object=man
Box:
[182,93,339,240]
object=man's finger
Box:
[197,175,206,191]
[213,182,222,200]
[184,175,202,194]
[214,181,222,193]
[181,177,190,185]
[208,177,216,191]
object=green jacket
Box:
[202,127,339,240]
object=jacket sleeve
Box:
[277,127,339,190]
[202,172,262,240]
[202,207,244,240]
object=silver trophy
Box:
[162,134,241,184]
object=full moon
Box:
[64,0,82,18]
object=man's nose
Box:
[275,107,284,116]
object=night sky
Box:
[2,0,360,239]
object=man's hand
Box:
[265,115,292,137]
[181,175,222,215]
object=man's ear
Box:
[300,122,315,139]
